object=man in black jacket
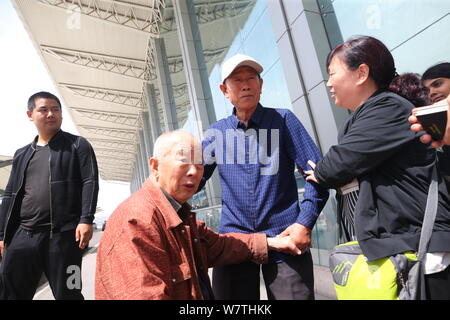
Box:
[0,91,99,300]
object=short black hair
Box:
[27,91,62,112]
[422,62,450,80]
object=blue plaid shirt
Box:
[201,104,329,262]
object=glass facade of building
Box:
[195,0,294,120]
[321,0,450,76]
[131,0,450,272]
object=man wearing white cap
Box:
[199,54,329,300]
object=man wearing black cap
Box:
[422,62,450,104]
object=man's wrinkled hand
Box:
[267,236,301,255]
[75,223,93,249]
[304,160,319,184]
[277,223,312,254]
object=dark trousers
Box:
[0,227,83,300]
[213,250,315,300]
[425,264,450,300]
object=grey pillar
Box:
[266,0,349,154]
[134,170,138,191]
[172,0,217,135]
[141,111,154,159]
[145,83,162,143]
[173,0,222,206]
[138,141,147,183]
[131,168,137,193]
[135,151,143,188]
[129,170,133,193]
[154,38,178,131]
[135,153,140,188]
[135,162,140,191]
[139,129,150,179]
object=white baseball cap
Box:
[221,54,264,83]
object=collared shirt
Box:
[201,103,329,262]
[160,188,189,223]
[160,188,215,299]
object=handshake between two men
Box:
[268,223,312,256]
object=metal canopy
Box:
[12,0,255,182]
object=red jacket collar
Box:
[142,177,184,230]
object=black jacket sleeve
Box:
[0,149,20,240]
[76,137,99,224]
[314,94,417,189]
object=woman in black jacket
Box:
[305,36,450,299]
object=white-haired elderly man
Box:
[95,130,300,300]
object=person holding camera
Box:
[409,63,450,147]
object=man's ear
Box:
[220,83,229,99]
[149,157,159,179]
[356,64,370,85]
[27,110,33,121]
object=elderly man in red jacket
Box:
[95,130,299,300]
